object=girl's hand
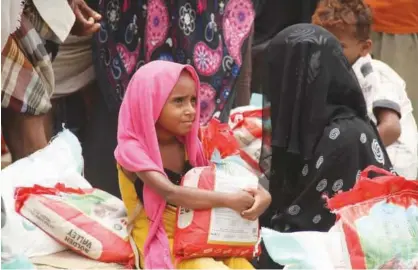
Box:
[241,186,272,221]
[226,190,255,214]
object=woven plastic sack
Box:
[14,184,134,265]
[1,129,86,258]
[327,166,418,269]
[199,118,240,160]
[228,106,271,174]
[174,155,260,260]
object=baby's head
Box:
[156,70,198,140]
[312,0,372,65]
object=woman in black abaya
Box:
[256,24,394,268]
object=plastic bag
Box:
[228,106,271,174]
[261,167,418,270]
[199,118,240,160]
[174,155,260,260]
[228,106,265,146]
[1,197,36,270]
[14,184,134,265]
[261,227,349,270]
[327,166,418,269]
[1,129,87,258]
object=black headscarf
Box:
[253,0,320,46]
[262,23,367,163]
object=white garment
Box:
[352,54,418,179]
[32,0,75,43]
[1,0,24,51]
[1,0,75,52]
[52,35,95,98]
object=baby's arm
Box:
[374,107,401,146]
[370,64,403,147]
[136,170,255,213]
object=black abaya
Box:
[256,24,394,268]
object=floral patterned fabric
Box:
[91,0,255,124]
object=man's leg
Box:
[2,109,50,161]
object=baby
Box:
[312,0,418,179]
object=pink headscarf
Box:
[114,60,207,269]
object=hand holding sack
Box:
[174,156,261,260]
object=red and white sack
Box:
[238,139,262,173]
[228,106,271,174]
[15,184,134,265]
[174,157,260,260]
[199,118,241,160]
[327,166,418,269]
[229,106,264,147]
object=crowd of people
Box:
[1,0,417,269]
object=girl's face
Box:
[156,71,197,139]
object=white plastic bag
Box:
[1,129,90,257]
[261,227,350,270]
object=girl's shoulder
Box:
[117,164,137,182]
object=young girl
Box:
[115,61,271,269]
